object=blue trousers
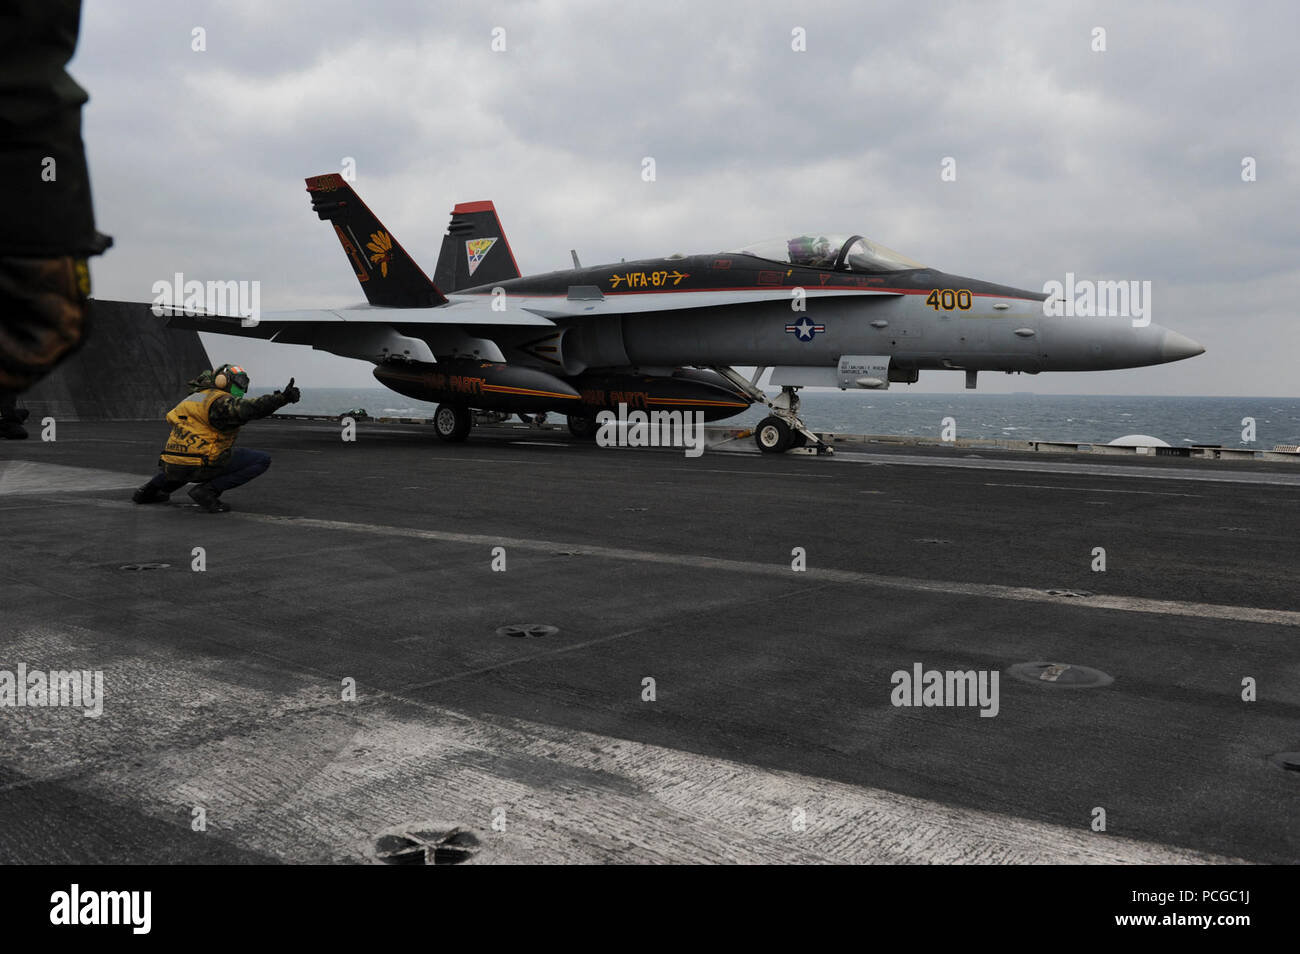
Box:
[147,448,271,494]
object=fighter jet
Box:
[166,174,1205,454]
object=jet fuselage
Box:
[451,252,1202,380]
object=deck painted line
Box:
[832,450,1300,487]
[0,461,140,495]
[41,495,1298,628]
[228,511,1300,629]
[983,482,1203,497]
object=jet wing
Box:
[160,300,556,364]
[159,285,894,341]
[160,301,556,340]
[157,285,891,363]
[514,286,902,319]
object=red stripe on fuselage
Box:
[457,287,1042,301]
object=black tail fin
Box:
[433,201,521,292]
[304,174,446,307]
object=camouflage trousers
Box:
[0,256,91,394]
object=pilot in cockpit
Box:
[786,235,839,269]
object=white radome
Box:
[1107,434,1171,447]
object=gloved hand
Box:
[279,377,301,404]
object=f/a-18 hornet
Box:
[168,174,1204,453]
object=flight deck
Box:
[1,419,1297,864]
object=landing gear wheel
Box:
[789,430,808,449]
[434,404,473,442]
[567,415,600,440]
[755,416,793,454]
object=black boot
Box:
[132,483,170,504]
[188,484,230,513]
[0,403,28,439]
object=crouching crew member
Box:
[132,364,300,513]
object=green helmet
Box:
[214,364,250,398]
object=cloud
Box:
[70,0,1299,395]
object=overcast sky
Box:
[72,0,1299,395]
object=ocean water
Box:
[257,388,1300,449]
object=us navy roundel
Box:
[785,316,826,341]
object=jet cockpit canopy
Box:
[733,234,925,273]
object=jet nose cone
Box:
[1160,330,1205,363]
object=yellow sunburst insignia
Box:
[367,230,394,277]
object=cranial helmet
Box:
[213,364,250,398]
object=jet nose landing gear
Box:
[755,416,801,453]
[754,414,813,453]
[711,368,830,455]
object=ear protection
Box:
[212,365,249,395]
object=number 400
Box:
[925,288,972,311]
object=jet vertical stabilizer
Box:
[304,173,446,308]
[434,200,521,292]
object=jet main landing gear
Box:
[567,414,600,440]
[433,403,473,442]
